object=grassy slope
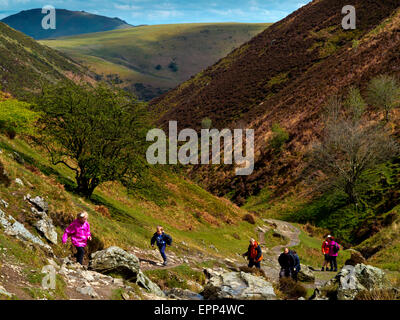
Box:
[40,23,270,100]
[0,22,91,97]
[0,131,262,260]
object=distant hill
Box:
[40,23,271,100]
[0,22,93,97]
[1,9,132,40]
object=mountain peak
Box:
[1,8,132,40]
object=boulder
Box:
[89,246,165,297]
[203,271,276,300]
[312,264,391,300]
[89,246,141,277]
[344,249,367,266]
[297,264,315,282]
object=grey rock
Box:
[203,271,276,300]
[26,195,49,212]
[89,246,141,276]
[77,285,99,298]
[136,270,166,297]
[89,246,165,297]
[0,199,9,208]
[297,264,315,282]
[0,209,52,253]
[167,288,204,300]
[15,178,24,186]
[313,264,392,300]
[34,214,57,244]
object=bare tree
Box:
[366,75,400,123]
[305,88,399,204]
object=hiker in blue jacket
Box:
[290,250,301,282]
[151,226,172,266]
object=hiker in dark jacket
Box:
[290,250,301,282]
[278,248,295,278]
[151,226,172,266]
[242,238,263,269]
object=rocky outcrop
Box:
[31,207,57,245]
[89,246,165,297]
[26,195,49,213]
[202,269,276,300]
[0,208,52,253]
[297,264,315,283]
[312,264,392,300]
[344,249,367,266]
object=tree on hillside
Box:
[34,81,150,198]
[366,75,400,123]
[304,88,399,204]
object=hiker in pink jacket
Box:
[327,236,340,272]
[62,212,92,265]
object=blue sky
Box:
[0,0,310,24]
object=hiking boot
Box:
[163,261,168,266]
[321,267,325,271]
[333,269,337,272]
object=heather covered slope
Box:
[0,22,93,97]
[151,0,400,202]
[1,9,131,40]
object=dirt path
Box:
[256,219,301,282]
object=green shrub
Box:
[269,123,289,153]
[0,99,39,137]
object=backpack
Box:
[332,243,340,254]
[164,234,172,246]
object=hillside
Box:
[150,0,400,202]
[1,9,131,40]
[40,23,270,100]
[0,22,93,97]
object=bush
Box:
[269,123,289,153]
[278,277,307,300]
[243,213,256,224]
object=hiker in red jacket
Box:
[242,238,263,269]
[321,236,331,271]
[327,236,340,272]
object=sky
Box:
[0,0,310,25]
